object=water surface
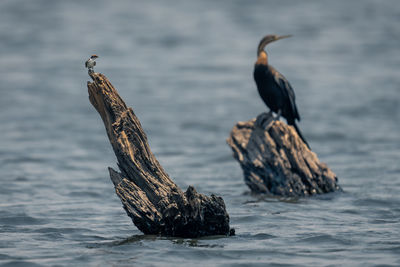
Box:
[1,0,399,266]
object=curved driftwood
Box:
[87,72,231,237]
[227,112,341,197]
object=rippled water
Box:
[1,0,400,266]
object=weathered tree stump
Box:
[87,72,231,237]
[227,112,341,197]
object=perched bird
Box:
[253,34,310,148]
[85,54,98,74]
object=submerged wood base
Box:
[227,112,341,197]
[88,72,231,237]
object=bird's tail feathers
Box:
[291,121,310,149]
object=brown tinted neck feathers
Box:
[256,51,268,65]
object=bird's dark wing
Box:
[273,71,300,121]
[85,60,88,68]
[93,61,96,66]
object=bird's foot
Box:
[274,110,282,121]
[255,111,274,130]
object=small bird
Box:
[253,34,310,148]
[85,54,98,74]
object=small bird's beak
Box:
[275,34,292,41]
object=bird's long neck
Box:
[256,51,268,65]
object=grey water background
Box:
[1,0,399,266]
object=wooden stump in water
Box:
[87,72,231,237]
[227,112,341,197]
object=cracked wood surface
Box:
[87,72,231,237]
[227,113,341,197]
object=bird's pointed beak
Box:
[275,35,292,41]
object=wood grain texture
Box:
[227,112,341,197]
[87,72,231,237]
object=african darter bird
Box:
[253,34,310,148]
